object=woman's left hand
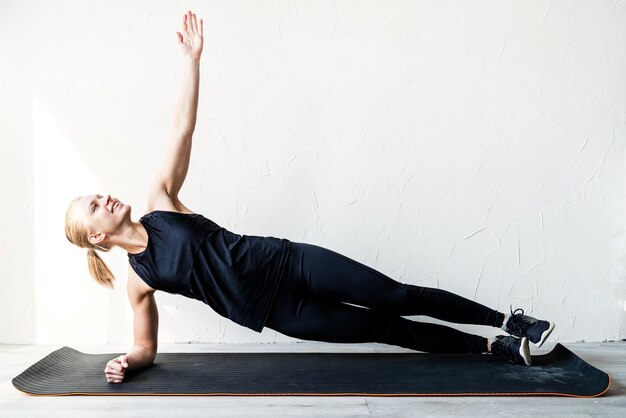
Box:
[176,10,203,60]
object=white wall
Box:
[1,0,625,346]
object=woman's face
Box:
[79,194,131,245]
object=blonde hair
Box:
[65,196,115,289]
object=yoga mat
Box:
[12,343,610,397]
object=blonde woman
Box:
[65,10,555,384]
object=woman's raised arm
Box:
[173,10,203,129]
[152,10,204,199]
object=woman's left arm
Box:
[173,8,203,131]
[152,10,204,199]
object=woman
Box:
[65,11,555,384]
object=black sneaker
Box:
[490,335,531,366]
[504,306,555,348]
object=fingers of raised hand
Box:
[183,11,202,36]
[190,11,197,32]
[183,11,193,34]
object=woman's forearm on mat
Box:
[125,345,156,372]
[173,57,200,132]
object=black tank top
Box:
[127,210,292,333]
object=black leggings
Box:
[265,242,504,354]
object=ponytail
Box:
[87,248,115,289]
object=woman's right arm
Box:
[105,268,159,383]
[126,267,159,369]
[123,344,156,372]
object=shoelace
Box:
[506,305,534,336]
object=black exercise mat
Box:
[12,343,610,397]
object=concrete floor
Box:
[1,341,624,417]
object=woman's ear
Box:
[89,231,106,246]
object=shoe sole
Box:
[519,337,532,366]
[533,322,555,348]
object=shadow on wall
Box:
[33,96,115,344]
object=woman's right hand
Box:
[104,354,129,383]
[176,10,204,60]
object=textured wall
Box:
[1,0,625,346]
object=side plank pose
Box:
[64,11,555,384]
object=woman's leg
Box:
[265,242,504,353]
[265,277,489,354]
[292,242,505,327]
